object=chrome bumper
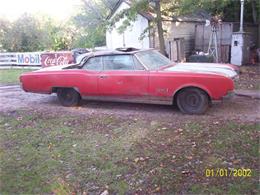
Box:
[212,91,235,104]
[223,90,235,100]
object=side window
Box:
[103,55,134,70]
[133,56,145,70]
[82,57,102,71]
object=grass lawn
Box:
[0,110,259,194]
[0,68,34,85]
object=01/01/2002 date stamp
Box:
[205,168,252,177]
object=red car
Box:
[20,49,238,114]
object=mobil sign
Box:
[17,52,41,65]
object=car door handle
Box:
[100,75,108,79]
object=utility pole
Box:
[239,0,244,32]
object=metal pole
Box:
[207,31,212,54]
[123,32,126,47]
[239,0,244,32]
[214,27,219,62]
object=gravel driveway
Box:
[1,85,259,123]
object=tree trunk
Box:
[251,0,257,24]
[154,0,166,56]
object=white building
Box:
[106,0,152,49]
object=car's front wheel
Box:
[57,88,80,107]
[176,88,209,114]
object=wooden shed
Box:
[161,12,210,62]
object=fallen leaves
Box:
[48,142,54,151]
[181,170,190,175]
[213,121,219,125]
[100,189,109,195]
[134,157,146,163]
[150,121,159,127]
[153,186,161,193]
[176,128,183,133]
[51,178,74,195]
[232,159,241,164]
[186,156,193,160]
[16,116,23,121]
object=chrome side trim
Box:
[81,95,172,105]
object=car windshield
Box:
[135,50,172,70]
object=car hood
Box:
[163,63,237,78]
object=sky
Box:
[0,0,82,21]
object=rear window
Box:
[103,55,135,70]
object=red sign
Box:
[41,52,74,68]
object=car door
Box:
[98,54,149,99]
[79,56,102,96]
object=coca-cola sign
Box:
[41,52,74,67]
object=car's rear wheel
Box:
[57,88,80,107]
[176,88,209,114]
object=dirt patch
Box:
[235,65,260,90]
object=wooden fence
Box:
[0,53,18,65]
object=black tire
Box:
[176,88,209,114]
[57,88,80,107]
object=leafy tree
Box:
[0,18,11,51]
[0,14,75,52]
[171,0,260,23]
[71,0,118,48]
[1,14,46,52]
[43,20,75,51]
